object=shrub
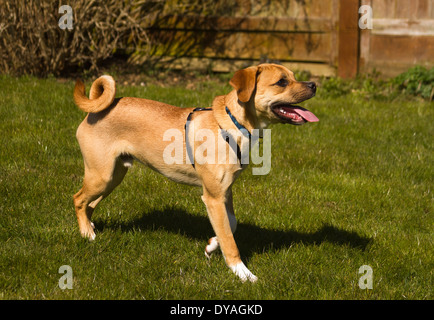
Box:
[318,77,352,98]
[0,0,157,76]
[391,66,434,101]
[0,0,242,77]
[317,66,433,101]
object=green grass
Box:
[0,74,432,299]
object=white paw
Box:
[81,224,96,241]
[88,222,96,241]
[88,232,96,241]
[205,237,219,259]
[230,262,258,283]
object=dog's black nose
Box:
[307,82,316,92]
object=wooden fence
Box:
[360,0,434,77]
[146,0,434,78]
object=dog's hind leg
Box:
[73,155,128,240]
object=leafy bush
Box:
[318,77,352,98]
[391,66,434,101]
[318,66,433,101]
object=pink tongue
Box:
[293,107,319,122]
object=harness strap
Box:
[185,108,212,168]
[185,106,251,168]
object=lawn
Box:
[0,74,432,300]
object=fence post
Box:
[338,0,360,78]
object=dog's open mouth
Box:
[271,104,319,125]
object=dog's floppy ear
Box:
[229,66,259,103]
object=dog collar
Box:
[225,106,251,139]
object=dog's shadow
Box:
[98,207,371,258]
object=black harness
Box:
[184,107,251,168]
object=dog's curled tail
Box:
[73,75,116,113]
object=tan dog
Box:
[73,63,318,282]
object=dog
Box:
[73,63,318,282]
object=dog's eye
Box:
[274,78,288,87]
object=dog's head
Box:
[229,64,318,126]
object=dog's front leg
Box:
[201,189,257,283]
[205,188,237,257]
